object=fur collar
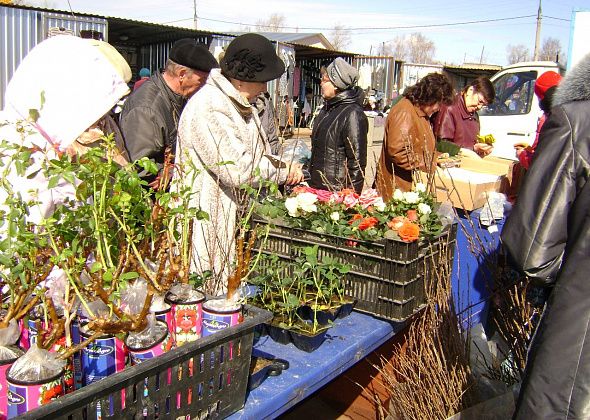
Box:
[553,54,590,106]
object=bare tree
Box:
[378,32,436,63]
[255,13,286,32]
[507,44,531,64]
[539,37,563,63]
[329,24,352,51]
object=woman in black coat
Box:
[308,58,368,193]
[502,54,590,418]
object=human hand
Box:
[285,163,305,185]
[514,143,531,159]
[474,143,493,157]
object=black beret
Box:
[220,33,285,82]
[169,39,218,72]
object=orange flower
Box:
[358,216,379,230]
[398,221,420,242]
[387,216,407,231]
[349,213,363,225]
[407,209,418,222]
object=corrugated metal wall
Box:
[400,63,444,92]
[0,6,106,108]
[139,35,210,74]
[353,56,400,105]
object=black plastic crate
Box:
[18,305,272,419]
[252,218,457,322]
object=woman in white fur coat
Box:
[174,34,304,295]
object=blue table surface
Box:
[228,311,404,420]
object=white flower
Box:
[373,197,386,212]
[393,189,404,201]
[330,211,340,221]
[285,197,300,217]
[403,191,420,204]
[418,203,431,215]
[297,192,318,213]
[415,182,427,193]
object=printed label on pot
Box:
[172,302,202,346]
[201,301,240,337]
[82,335,126,386]
[0,362,13,419]
[7,376,64,417]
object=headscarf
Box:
[3,35,130,151]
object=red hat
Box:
[534,71,562,101]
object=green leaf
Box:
[120,271,139,281]
[90,262,103,273]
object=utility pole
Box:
[480,45,485,64]
[533,0,542,60]
[193,0,198,30]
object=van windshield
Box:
[479,70,537,116]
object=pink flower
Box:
[343,194,358,208]
[314,189,334,203]
[358,189,381,209]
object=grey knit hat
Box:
[326,57,359,90]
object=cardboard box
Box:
[458,155,515,177]
[422,167,506,211]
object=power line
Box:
[162,13,544,31]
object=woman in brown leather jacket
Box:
[374,73,454,198]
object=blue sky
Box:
[38,0,587,65]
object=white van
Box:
[478,61,563,160]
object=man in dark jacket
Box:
[119,38,217,186]
[309,57,368,193]
[501,54,590,418]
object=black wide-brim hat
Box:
[220,33,285,83]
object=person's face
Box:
[463,86,488,113]
[178,69,208,98]
[233,80,268,102]
[320,73,338,100]
[421,102,441,117]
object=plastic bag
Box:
[120,278,148,315]
[436,200,456,228]
[279,138,311,165]
[126,313,167,349]
[479,192,507,226]
[167,283,202,303]
[78,298,110,320]
[150,294,169,312]
[43,267,68,310]
[7,345,65,382]
[0,319,21,349]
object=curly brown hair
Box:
[404,73,454,106]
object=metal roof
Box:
[444,63,502,71]
[1,3,235,46]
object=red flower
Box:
[406,209,418,222]
[358,216,379,231]
[398,221,420,242]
